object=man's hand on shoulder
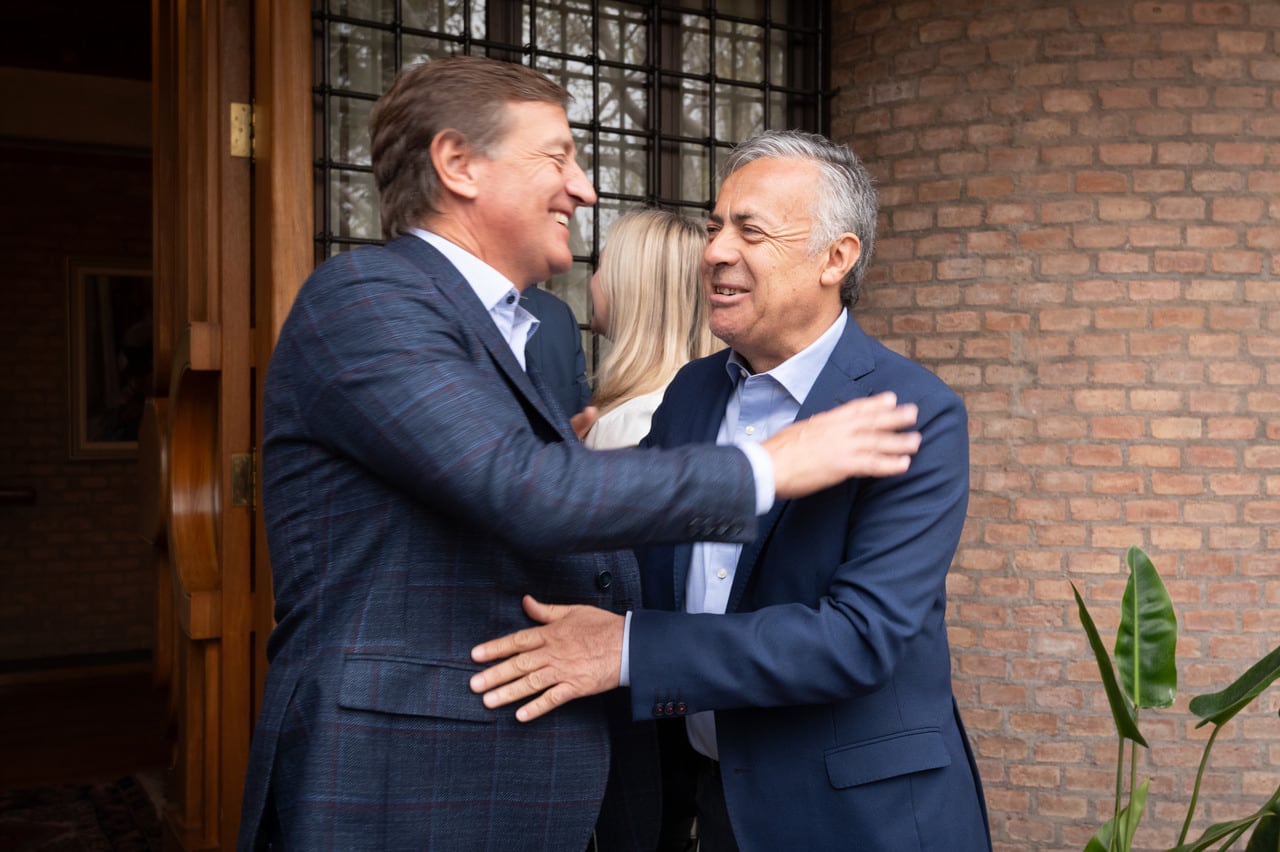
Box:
[470,595,623,722]
[764,391,921,499]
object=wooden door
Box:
[142,2,311,848]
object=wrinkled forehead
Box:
[710,158,820,224]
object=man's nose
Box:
[703,231,736,266]
[566,160,597,206]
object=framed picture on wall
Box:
[66,258,152,460]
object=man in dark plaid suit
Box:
[237,57,922,851]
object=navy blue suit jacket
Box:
[521,285,592,423]
[237,237,758,851]
[624,317,992,852]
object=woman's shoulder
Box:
[584,385,670,449]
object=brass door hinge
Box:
[231,451,256,508]
[230,102,254,159]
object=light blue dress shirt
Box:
[685,309,848,760]
[618,314,846,693]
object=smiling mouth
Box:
[712,285,745,296]
[553,213,570,227]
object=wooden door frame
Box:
[149,1,311,848]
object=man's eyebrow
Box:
[707,209,764,226]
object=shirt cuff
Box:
[738,441,776,515]
[619,610,632,687]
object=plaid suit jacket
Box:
[237,236,756,851]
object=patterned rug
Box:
[0,776,160,851]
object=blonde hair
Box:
[591,209,722,414]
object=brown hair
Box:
[369,56,569,238]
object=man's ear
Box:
[819,233,861,288]
[430,129,482,200]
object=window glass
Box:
[314,0,825,367]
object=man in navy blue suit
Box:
[473,131,991,851]
[238,57,926,851]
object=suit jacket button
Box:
[595,570,613,591]
[664,701,675,715]
[653,703,666,717]
[676,702,687,715]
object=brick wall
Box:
[831,1,1280,849]
[0,143,152,665]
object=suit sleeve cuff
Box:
[739,441,776,515]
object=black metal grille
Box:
[312,0,827,362]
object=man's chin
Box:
[544,257,574,280]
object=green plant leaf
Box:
[1083,779,1148,852]
[1073,582,1148,747]
[1167,812,1271,852]
[1113,546,1178,709]
[1244,801,1280,852]
[1188,643,1280,729]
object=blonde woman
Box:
[584,208,722,449]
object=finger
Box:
[864,390,897,408]
[521,595,552,623]
[860,400,916,429]
[863,430,921,454]
[866,455,913,476]
[522,595,576,625]
[471,625,545,665]
[479,666,553,708]
[514,683,578,723]
[470,644,554,693]
[883,403,918,428]
[570,406,599,441]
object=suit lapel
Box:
[726,318,878,613]
[384,237,570,440]
[670,355,737,611]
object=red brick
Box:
[1133,169,1186,192]
[828,7,1280,846]
[1192,171,1245,192]
[1135,112,1192,137]
[1192,112,1244,134]
[1076,171,1129,192]
[1216,85,1267,108]
[1158,142,1210,164]
[1135,2,1187,23]
[1215,141,1267,164]
[1044,89,1095,112]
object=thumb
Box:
[571,406,600,441]
[522,594,568,624]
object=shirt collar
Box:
[725,309,848,405]
[407,227,522,312]
[406,228,539,369]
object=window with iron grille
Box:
[313,0,826,367]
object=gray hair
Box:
[720,130,878,308]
